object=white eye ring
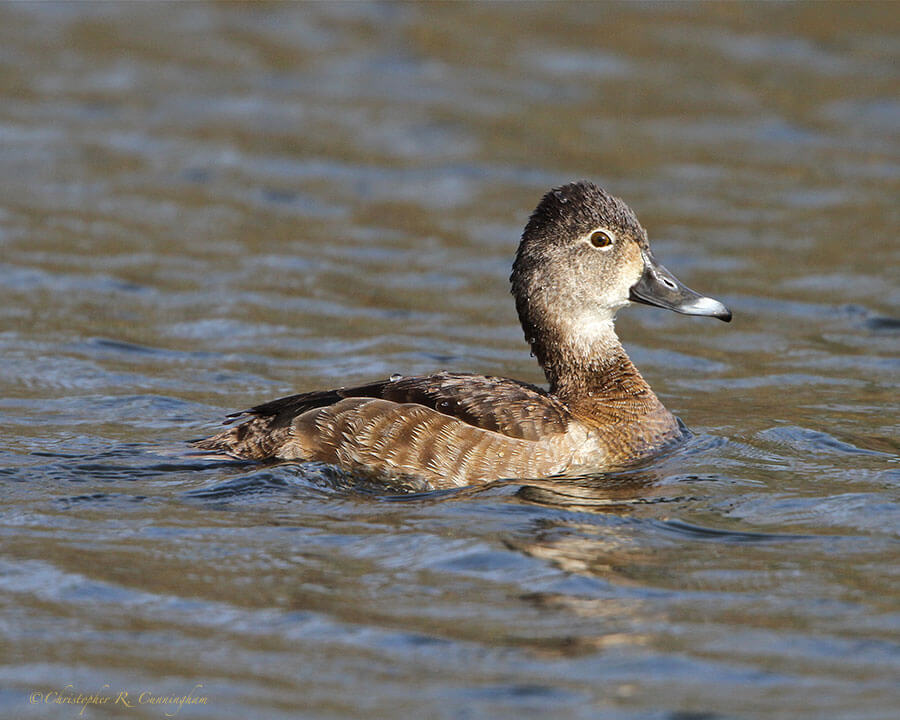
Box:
[587,229,615,249]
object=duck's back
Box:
[194,372,590,487]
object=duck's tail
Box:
[191,417,293,460]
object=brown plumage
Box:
[194,181,731,489]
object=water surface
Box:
[1,4,898,719]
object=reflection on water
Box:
[0,3,898,719]
[515,473,662,514]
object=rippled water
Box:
[1,4,898,719]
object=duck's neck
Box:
[535,318,665,421]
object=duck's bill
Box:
[629,249,732,322]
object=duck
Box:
[194,181,731,488]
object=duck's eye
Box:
[589,230,613,248]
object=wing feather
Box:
[224,371,569,442]
[192,372,578,483]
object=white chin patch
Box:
[565,311,616,340]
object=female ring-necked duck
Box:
[195,181,731,487]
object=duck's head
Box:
[510,181,731,362]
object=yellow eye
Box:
[589,230,613,248]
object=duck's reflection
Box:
[501,470,666,582]
[513,469,661,514]
[499,468,678,656]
